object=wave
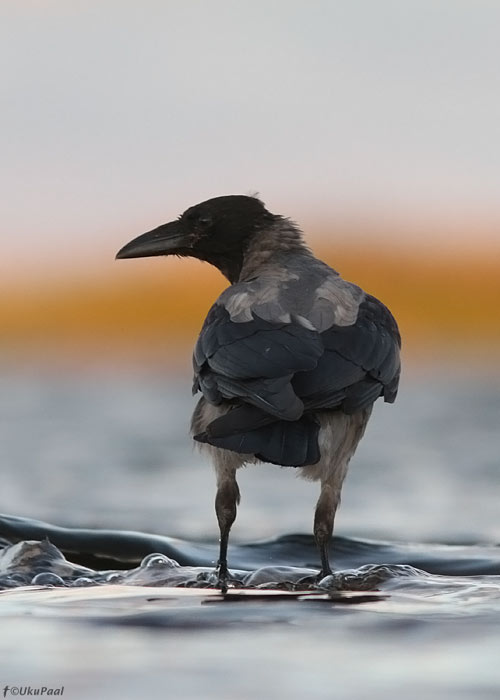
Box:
[1,513,499,597]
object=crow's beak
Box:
[116,220,191,260]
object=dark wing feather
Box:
[194,305,324,420]
[193,292,401,464]
[195,307,323,380]
[293,295,401,414]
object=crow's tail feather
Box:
[194,412,320,467]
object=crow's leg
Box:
[309,407,373,579]
[313,483,339,579]
[214,475,240,593]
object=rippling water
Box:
[0,366,499,699]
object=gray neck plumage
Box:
[215,218,313,284]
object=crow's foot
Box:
[295,568,333,589]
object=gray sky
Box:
[2,0,499,274]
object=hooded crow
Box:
[116,195,401,590]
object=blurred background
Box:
[1,1,499,542]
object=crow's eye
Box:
[198,216,212,227]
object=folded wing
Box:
[193,288,401,466]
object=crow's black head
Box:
[116,195,276,281]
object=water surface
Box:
[0,367,499,699]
